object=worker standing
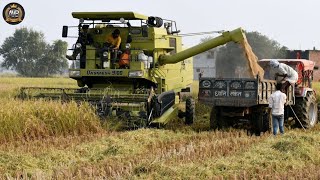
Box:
[66,25,93,60]
[268,83,287,135]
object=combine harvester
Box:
[19,11,258,128]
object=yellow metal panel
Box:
[86,45,98,69]
[130,61,145,70]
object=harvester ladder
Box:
[151,69,167,91]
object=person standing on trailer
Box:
[269,59,298,92]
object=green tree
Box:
[35,40,68,76]
[0,28,68,77]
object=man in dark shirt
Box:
[66,25,93,60]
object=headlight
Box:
[125,43,131,49]
[119,17,125,23]
[103,51,108,57]
[129,71,144,77]
[69,70,81,77]
[75,43,82,49]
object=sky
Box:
[0,0,320,50]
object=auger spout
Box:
[159,28,246,65]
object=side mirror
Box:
[62,26,68,38]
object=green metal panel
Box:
[72,12,148,20]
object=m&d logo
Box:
[3,2,25,25]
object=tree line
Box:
[0,28,68,77]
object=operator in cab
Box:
[105,29,121,50]
[102,29,122,62]
[269,59,298,92]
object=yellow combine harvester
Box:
[19,12,247,128]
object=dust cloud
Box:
[215,39,264,79]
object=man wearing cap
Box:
[269,59,298,91]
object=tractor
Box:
[199,58,318,133]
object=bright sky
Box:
[0,0,320,50]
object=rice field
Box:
[0,77,77,98]
[0,77,319,179]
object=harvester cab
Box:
[63,12,184,92]
[20,11,248,128]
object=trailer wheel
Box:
[252,107,271,135]
[293,91,318,128]
[210,106,231,130]
[210,106,219,129]
[185,97,195,125]
[263,109,272,133]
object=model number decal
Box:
[87,70,123,76]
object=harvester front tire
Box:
[293,91,318,128]
[185,97,195,125]
[77,80,85,87]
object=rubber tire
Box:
[264,109,272,133]
[77,80,85,87]
[252,107,271,135]
[293,92,318,128]
[185,97,195,125]
[210,106,219,130]
[210,106,231,129]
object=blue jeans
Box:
[272,114,284,135]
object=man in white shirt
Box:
[269,59,298,91]
[268,83,287,135]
